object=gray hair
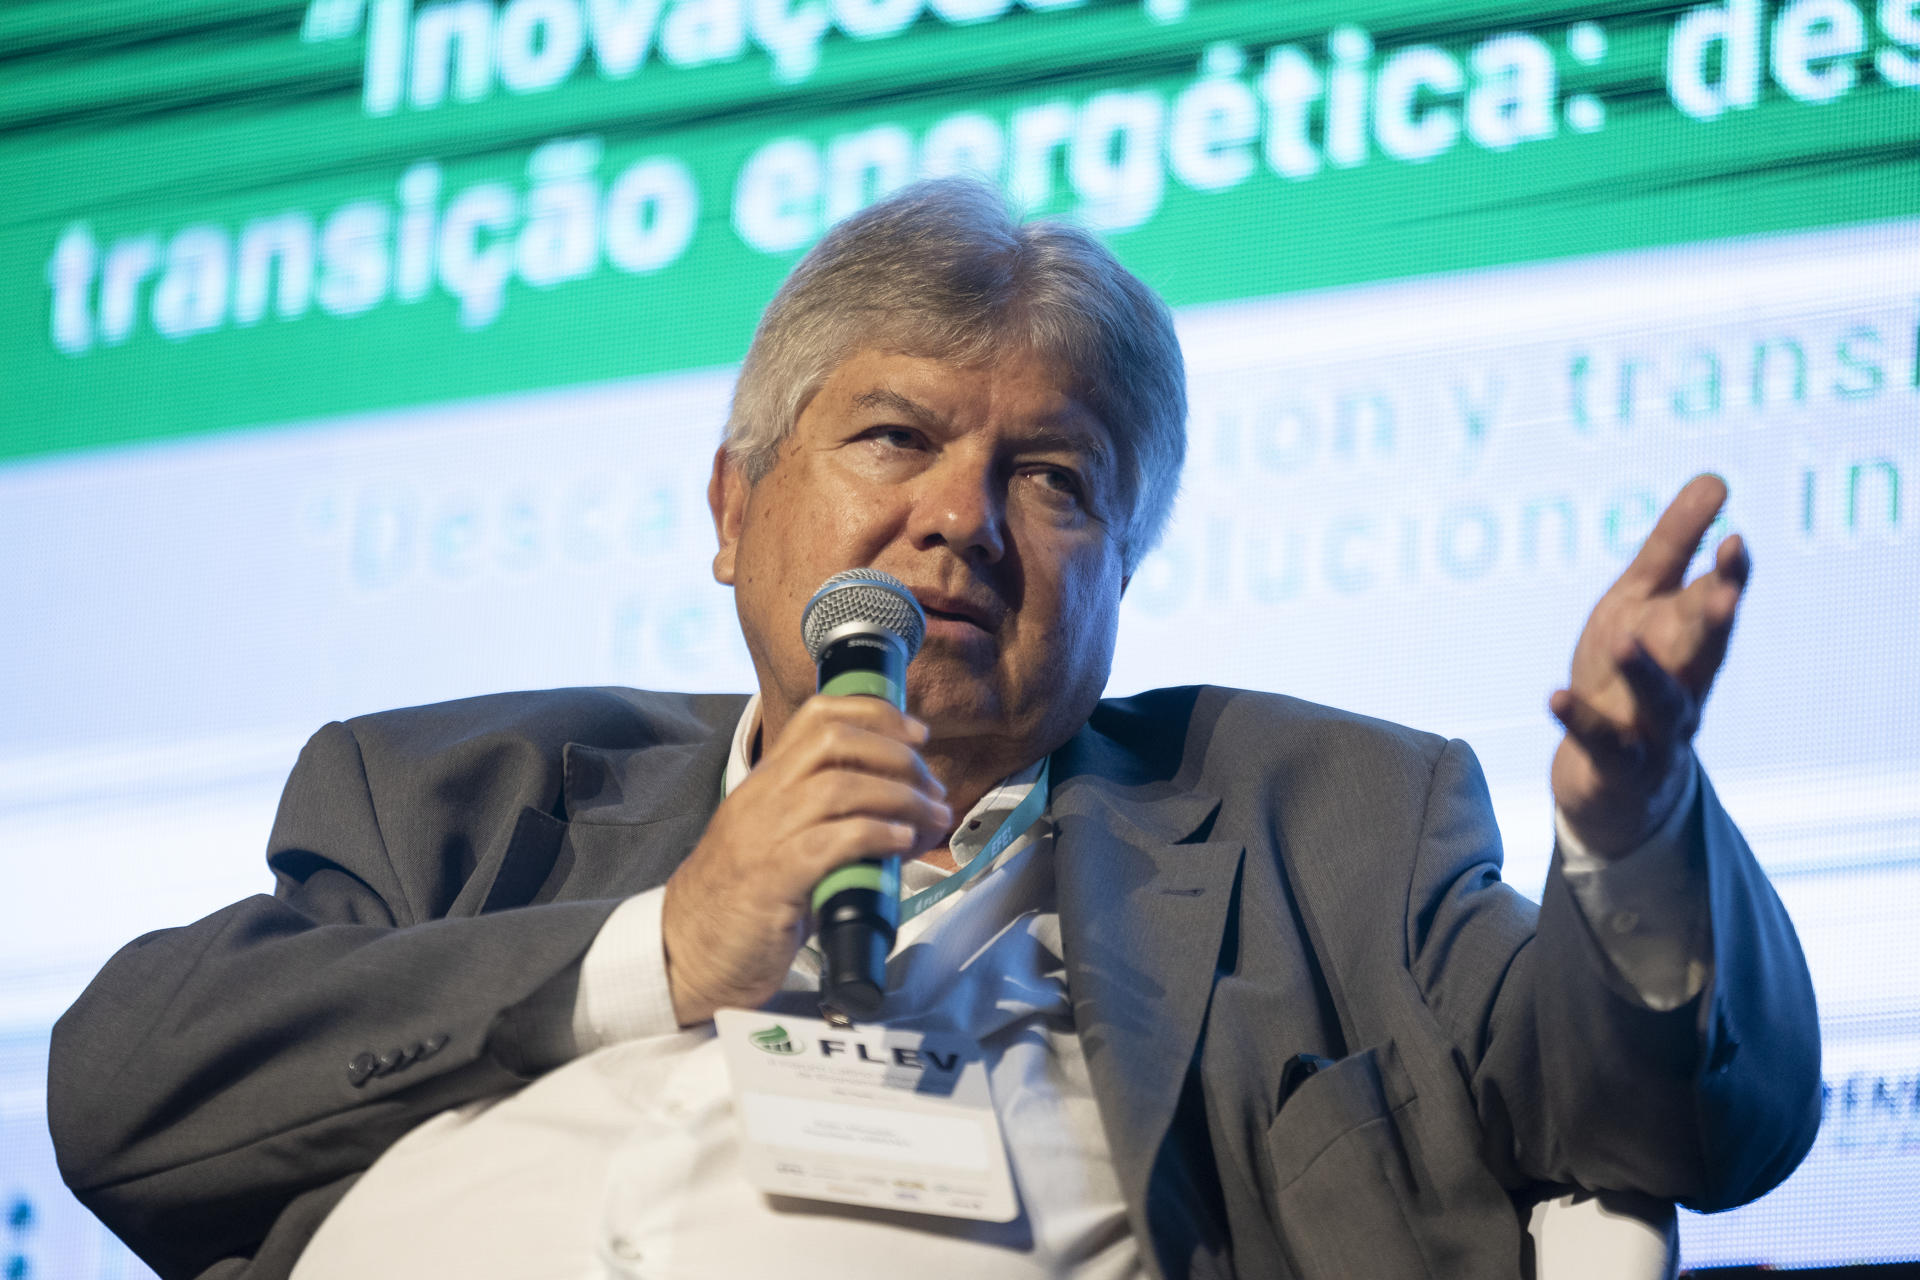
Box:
[722,178,1186,572]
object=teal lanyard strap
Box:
[896,758,1051,926]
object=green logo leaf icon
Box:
[750,1023,802,1055]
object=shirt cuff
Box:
[487,888,684,1074]
[1555,757,1711,1013]
[571,886,685,1048]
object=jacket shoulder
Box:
[338,686,746,761]
[1090,684,1451,781]
[271,689,746,909]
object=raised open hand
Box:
[1550,474,1751,858]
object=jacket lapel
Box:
[1052,724,1244,1268]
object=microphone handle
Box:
[812,629,909,1025]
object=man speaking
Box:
[49,179,1819,1279]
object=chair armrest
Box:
[1526,1187,1678,1280]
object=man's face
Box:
[710,346,1128,764]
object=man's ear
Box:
[708,445,748,586]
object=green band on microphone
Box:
[811,858,898,912]
[819,669,897,702]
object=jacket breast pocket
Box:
[1265,1042,1434,1280]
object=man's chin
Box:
[909,676,1097,766]
[911,699,1003,741]
[906,674,1007,738]
[913,626,1003,682]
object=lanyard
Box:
[896,758,1051,926]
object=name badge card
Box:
[715,1009,1018,1222]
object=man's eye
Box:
[866,427,920,450]
[1028,467,1084,502]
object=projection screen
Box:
[2,0,1915,1271]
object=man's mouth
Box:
[913,592,998,634]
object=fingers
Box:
[787,690,930,743]
[1610,636,1696,742]
[1611,487,1750,699]
[1713,529,1751,587]
[816,816,924,865]
[763,697,942,787]
[1549,685,1665,783]
[1620,473,1728,594]
[1666,532,1748,687]
[663,693,953,1023]
[1550,672,1698,856]
[1679,531,1749,625]
[795,772,951,858]
[725,692,952,868]
[1703,531,1750,621]
[1552,628,1698,798]
[1557,478,1747,855]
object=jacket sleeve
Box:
[47,717,628,1280]
[1407,737,1821,1211]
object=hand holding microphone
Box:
[660,570,942,1028]
[799,570,928,1023]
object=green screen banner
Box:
[3,0,1915,462]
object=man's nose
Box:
[910,457,1006,565]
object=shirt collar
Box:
[722,693,760,798]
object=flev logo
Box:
[750,1023,804,1055]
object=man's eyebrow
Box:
[1017,426,1112,470]
[850,389,941,426]
[848,387,1113,470]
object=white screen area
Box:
[2,219,1915,1274]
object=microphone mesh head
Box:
[801,569,926,662]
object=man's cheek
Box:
[1062,561,1124,638]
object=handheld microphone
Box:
[800,568,927,1026]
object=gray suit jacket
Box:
[49,685,1820,1280]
